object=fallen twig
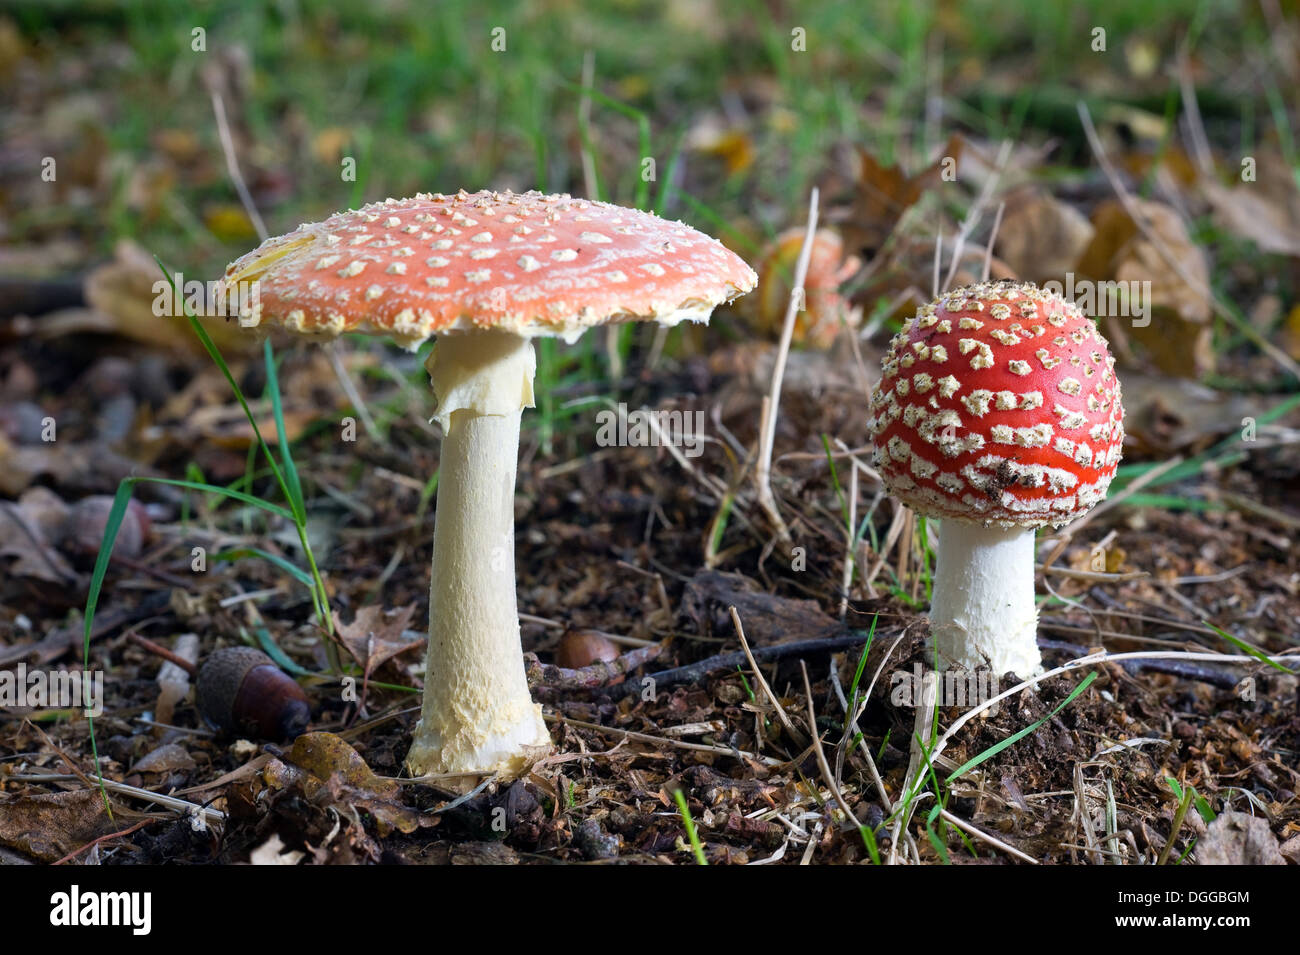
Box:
[616,629,884,697]
[54,818,157,865]
[552,714,781,766]
[8,773,226,824]
[525,643,662,691]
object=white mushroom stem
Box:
[928,519,1042,677]
[405,330,552,780]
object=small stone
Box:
[574,818,620,860]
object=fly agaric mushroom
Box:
[868,281,1124,676]
[219,190,756,779]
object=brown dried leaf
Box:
[0,497,76,584]
[265,733,423,836]
[1280,834,1300,864]
[1201,153,1300,257]
[1119,373,1276,455]
[0,789,112,863]
[133,742,197,774]
[1076,198,1214,377]
[81,240,254,356]
[1195,811,1285,865]
[843,134,964,255]
[995,187,1095,285]
[281,731,399,798]
[336,604,421,676]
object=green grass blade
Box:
[924,813,951,864]
[735,665,756,703]
[1204,620,1292,673]
[249,625,319,677]
[566,81,653,208]
[1193,793,1216,824]
[81,472,300,812]
[82,480,138,817]
[1119,494,1220,512]
[860,824,881,865]
[142,478,294,521]
[213,547,314,588]
[83,475,293,656]
[845,614,878,730]
[945,672,1098,784]
[672,787,707,865]
[1113,391,1300,494]
[653,125,689,216]
[154,258,292,505]
[263,338,305,521]
[821,434,849,526]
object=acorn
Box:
[62,495,152,559]
[196,647,310,742]
[554,629,621,669]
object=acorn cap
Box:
[218,189,757,349]
[196,646,309,741]
[868,281,1125,528]
[196,646,270,730]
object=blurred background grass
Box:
[5,0,1287,274]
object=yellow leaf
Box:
[204,203,258,242]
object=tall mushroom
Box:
[220,190,756,779]
[867,281,1124,676]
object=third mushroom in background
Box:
[868,280,1125,678]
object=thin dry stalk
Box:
[981,200,1005,281]
[1176,45,1214,175]
[10,773,226,824]
[755,188,820,542]
[942,139,1012,290]
[938,807,1039,864]
[730,606,803,745]
[327,342,379,440]
[828,665,892,813]
[839,463,859,619]
[864,502,909,589]
[890,668,938,864]
[553,714,781,766]
[800,661,863,829]
[209,91,267,241]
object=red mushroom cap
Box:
[218,190,756,349]
[868,281,1125,528]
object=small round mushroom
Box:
[868,281,1125,676]
[219,190,756,780]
